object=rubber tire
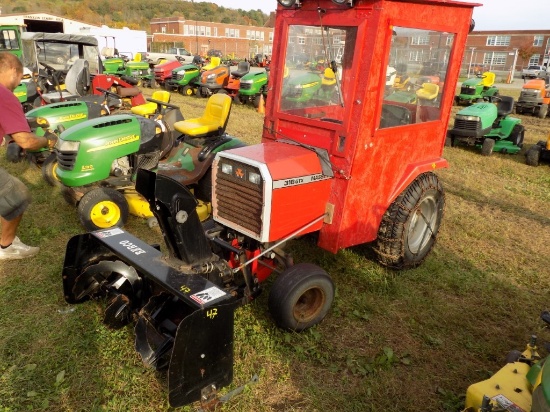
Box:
[6,143,23,163]
[77,188,129,232]
[505,350,523,364]
[510,124,525,148]
[481,138,495,156]
[181,85,194,96]
[217,89,228,95]
[525,145,542,167]
[538,103,548,119]
[42,152,60,186]
[268,263,334,332]
[374,172,445,270]
[253,94,263,109]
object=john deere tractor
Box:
[447,96,524,156]
[455,71,499,105]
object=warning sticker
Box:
[190,286,227,305]
[492,394,526,412]
[94,228,124,238]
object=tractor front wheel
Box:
[510,124,525,148]
[42,152,60,186]
[538,103,548,119]
[268,263,334,331]
[374,172,445,269]
[525,145,542,167]
[481,138,495,156]
[181,85,194,96]
[77,188,129,231]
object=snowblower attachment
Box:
[62,169,238,408]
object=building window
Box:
[269,31,273,42]
[483,52,507,65]
[446,37,453,46]
[161,26,166,34]
[529,54,541,65]
[206,27,211,36]
[298,37,305,45]
[214,28,218,37]
[409,50,422,62]
[411,36,429,45]
[486,35,510,46]
[534,35,544,47]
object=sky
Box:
[205,0,550,31]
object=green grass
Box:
[1,87,549,411]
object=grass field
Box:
[0,86,549,412]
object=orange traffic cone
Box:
[257,94,265,114]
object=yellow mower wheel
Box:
[77,188,129,231]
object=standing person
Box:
[0,52,56,260]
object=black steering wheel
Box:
[146,98,180,110]
[96,87,122,99]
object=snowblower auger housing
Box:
[62,169,239,407]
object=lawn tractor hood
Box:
[451,103,497,138]
[212,141,333,243]
[61,170,238,408]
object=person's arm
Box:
[9,131,55,151]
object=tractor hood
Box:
[456,102,498,119]
[461,77,483,88]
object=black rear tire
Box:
[374,172,444,269]
[538,103,548,119]
[510,124,525,148]
[268,263,334,331]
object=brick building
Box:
[149,15,275,59]
[463,30,550,78]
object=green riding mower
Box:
[103,55,152,87]
[236,69,269,108]
[165,57,222,96]
[525,132,550,167]
[281,67,338,108]
[447,96,524,156]
[463,311,550,412]
[455,71,499,105]
[54,93,245,231]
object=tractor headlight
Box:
[248,171,261,185]
[56,139,80,152]
[221,163,233,175]
[206,73,216,81]
[456,114,480,122]
[241,79,253,85]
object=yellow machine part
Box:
[464,361,532,412]
[125,192,212,221]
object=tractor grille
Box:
[453,118,481,132]
[214,158,263,236]
[56,149,77,171]
[240,83,252,90]
[460,86,476,96]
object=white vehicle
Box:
[143,47,194,65]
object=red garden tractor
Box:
[60,0,478,409]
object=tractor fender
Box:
[387,158,448,206]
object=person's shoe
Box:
[0,239,40,260]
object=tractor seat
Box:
[481,71,495,87]
[322,68,336,86]
[131,90,171,117]
[496,96,514,117]
[40,59,90,104]
[173,94,232,138]
[416,83,439,100]
[231,61,250,79]
[202,56,221,71]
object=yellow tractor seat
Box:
[134,53,142,62]
[202,56,221,71]
[481,71,495,87]
[173,93,232,138]
[321,68,336,86]
[416,82,439,100]
[131,90,171,117]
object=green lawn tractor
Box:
[165,63,202,96]
[55,94,245,231]
[236,69,269,108]
[447,96,524,156]
[281,67,338,108]
[463,311,550,412]
[525,132,550,167]
[103,56,152,87]
[455,71,499,106]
